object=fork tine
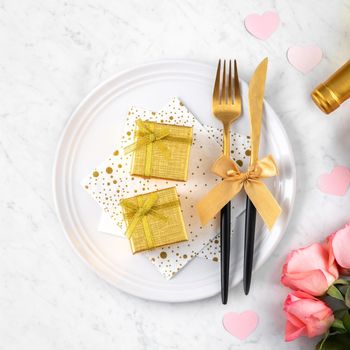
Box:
[233,59,241,109]
[222,60,226,103]
[228,60,232,104]
[213,59,221,105]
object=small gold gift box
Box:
[120,187,188,254]
[124,119,193,181]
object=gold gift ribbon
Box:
[196,155,281,230]
[197,90,282,230]
[124,119,192,177]
[121,192,179,249]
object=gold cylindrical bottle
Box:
[311,60,350,114]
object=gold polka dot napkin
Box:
[81,98,250,279]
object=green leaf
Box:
[331,319,347,333]
[345,287,350,308]
[327,285,345,301]
[343,311,350,333]
[331,319,347,334]
[334,279,350,285]
[316,334,350,350]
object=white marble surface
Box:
[1,0,350,349]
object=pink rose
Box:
[284,291,334,342]
[281,243,338,296]
[327,223,350,275]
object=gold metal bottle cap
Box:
[311,59,350,115]
[311,83,340,114]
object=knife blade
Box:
[243,57,268,295]
[248,58,268,166]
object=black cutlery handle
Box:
[243,197,257,295]
[220,201,231,304]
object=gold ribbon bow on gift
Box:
[196,154,281,230]
[124,119,170,159]
[124,119,192,177]
[121,192,178,249]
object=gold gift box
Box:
[128,119,193,181]
[120,187,188,254]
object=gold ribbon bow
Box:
[197,155,281,230]
[121,192,179,249]
[124,120,171,177]
[121,193,167,249]
[124,119,193,177]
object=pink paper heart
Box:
[287,45,323,74]
[244,11,280,40]
[318,166,350,196]
[223,311,259,340]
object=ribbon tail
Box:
[124,138,150,155]
[142,216,154,248]
[244,180,282,230]
[196,180,243,225]
[125,212,143,239]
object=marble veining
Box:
[1,0,350,349]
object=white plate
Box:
[53,59,296,302]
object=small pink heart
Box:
[318,166,350,196]
[223,311,259,340]
[244,11,280,40]
[287,45,323,74]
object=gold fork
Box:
[212,59,242,304]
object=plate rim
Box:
[52,58,296,302]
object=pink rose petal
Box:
[281,243,338,296]
[331,224,350,268]
[283,291,334,342]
